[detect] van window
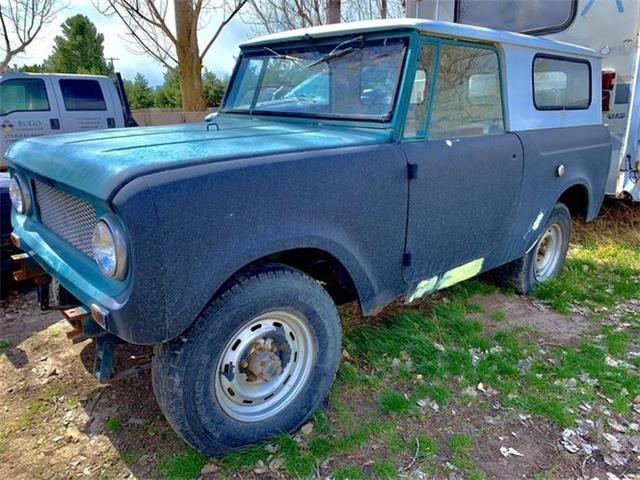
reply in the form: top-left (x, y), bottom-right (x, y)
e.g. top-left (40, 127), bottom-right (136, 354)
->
top-left (456, 0), bottom-right (576, 35)
top-left (429, 45), bottom-right (504, 140)
top-left (533, 55), bottom-right (590, 110)
top-left (403, 45), bottom-right (435, 138)
top-left (59, 80), bottom-right (107, 111)
top-left (0, 79), bottom-right (50, 115)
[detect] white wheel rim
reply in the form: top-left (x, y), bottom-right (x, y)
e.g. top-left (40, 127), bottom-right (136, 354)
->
top-left (534, 223), bottom-right (563, 282)
top-left (214, 310), bottom-right (316, 422)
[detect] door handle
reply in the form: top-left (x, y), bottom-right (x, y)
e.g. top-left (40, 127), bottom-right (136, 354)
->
top-left (50, 118), bottom-right (60, 130)
top-left (107, 117), bottom-right (116, 128)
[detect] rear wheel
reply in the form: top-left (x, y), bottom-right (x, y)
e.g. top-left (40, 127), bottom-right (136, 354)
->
top-left (493, 202), bottom-right (571, 294)
top-left (152, 264), bottom-right (342, 456)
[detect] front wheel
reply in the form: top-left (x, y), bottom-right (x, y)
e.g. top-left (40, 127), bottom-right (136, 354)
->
top-left (152, 264), bottom-right (342, 456)
top-left (493, 202), bottom-right (571, 294)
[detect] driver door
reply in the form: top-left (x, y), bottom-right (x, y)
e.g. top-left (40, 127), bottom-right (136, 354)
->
top-left (402, 40), bottom-right (523, 289)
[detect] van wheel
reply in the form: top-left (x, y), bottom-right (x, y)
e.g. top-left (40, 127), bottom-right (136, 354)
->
top-left (493, 203), bottom-right (571, 294)
top-left (152, 264), bottom-right (342, 456)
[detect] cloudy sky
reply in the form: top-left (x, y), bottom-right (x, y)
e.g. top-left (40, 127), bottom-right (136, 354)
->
top-left (11, 0), bottom-right (254, 86)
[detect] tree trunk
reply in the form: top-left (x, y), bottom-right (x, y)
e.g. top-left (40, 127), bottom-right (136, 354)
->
top-left (327, 0), bottom-right (341, 24)
top-left (174, 0), bottom-right (206, 111)
top-left (381, 0), bottom-right (388, 18)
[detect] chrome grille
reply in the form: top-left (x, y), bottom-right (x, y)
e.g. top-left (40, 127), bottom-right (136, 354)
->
top-left (33, 180), bottom-right (97, 258)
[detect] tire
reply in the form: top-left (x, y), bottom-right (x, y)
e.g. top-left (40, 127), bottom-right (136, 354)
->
top-left (152, 264), bottom-right (342, 456)
top-left (492, 202), bottom-right (571, 294)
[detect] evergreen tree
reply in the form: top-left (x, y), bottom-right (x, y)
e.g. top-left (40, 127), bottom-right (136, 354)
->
top-left (46, 15), bottom-right (113, 75)
top-left (124, 73), bottom-right (155, 109)
top-left (202, 69), bottom-right (227, 107)
top-left (155, 70), bottom-right (182, 108)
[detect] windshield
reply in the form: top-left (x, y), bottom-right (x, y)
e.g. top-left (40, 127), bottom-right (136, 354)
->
top-left (223, 37), bottom-right (408, 122)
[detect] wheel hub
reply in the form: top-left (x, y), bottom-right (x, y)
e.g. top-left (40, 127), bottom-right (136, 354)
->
top-left (214, 310), bottom-right (316, 423)
top-left (241, 341), bottom-right (283, 382)
top-left (534, 223), bottom-right (563, 282)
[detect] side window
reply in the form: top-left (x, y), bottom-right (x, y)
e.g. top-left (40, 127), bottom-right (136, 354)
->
top-left (430, 45), bottom-right (504, 140)
top-left (59, 79), bottom-right (107, 111)
top-left (0, 79), bottom-right (50, 115)
top-left (403, 45), bottom-right (435, 138)
top-left (533, 55), bottom-right (590, 110)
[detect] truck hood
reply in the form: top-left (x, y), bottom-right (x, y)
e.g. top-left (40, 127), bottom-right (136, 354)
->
top-left (6, 116), bottom-right (392, 200)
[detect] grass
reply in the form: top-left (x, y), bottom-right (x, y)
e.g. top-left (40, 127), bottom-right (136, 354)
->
top-left (533, 204), bottom-right (640, 314)
top-left (104, 417), bottom-right (122, 433)
top-left (160, 449), bottom-right (207, 479)
top-left (379, 390), bottom-right (412, 414)
top-left (0, 340), bottom-right (10, 352)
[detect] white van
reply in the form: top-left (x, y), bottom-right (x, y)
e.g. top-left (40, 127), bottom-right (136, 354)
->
top-left (0, 72), bottom-right (136, 168)
top-left (406, 0), bottom-right (640, 202)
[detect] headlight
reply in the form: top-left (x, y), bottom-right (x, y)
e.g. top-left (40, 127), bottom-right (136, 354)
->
top-left (9, 174), bottom-right (31, 214)
top-left (92, 215), bottom-right (127, 279)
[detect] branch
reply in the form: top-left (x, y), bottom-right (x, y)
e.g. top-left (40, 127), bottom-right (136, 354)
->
top-left (200, 0), bottom-right (248, 61)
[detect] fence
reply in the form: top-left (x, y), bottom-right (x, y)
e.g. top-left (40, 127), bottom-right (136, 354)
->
top-left (131, 108), bottom-right (218, 126)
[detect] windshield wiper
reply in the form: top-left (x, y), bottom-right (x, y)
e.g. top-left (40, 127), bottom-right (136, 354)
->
top-left (305, 35), bottom-right (364, 69)
top-left (263, 46), bottom-right (304, 63)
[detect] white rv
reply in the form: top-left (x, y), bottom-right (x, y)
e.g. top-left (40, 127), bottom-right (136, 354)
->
top-left (0, 72), bottom-right (136, 168)
top-left (407, 0), bottom-right (640, 201)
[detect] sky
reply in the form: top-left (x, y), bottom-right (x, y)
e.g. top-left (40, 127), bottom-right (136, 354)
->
top-left (10, 0), bottom-right (254, 86)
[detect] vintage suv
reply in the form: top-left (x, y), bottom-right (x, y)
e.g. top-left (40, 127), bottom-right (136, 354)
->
top-left (7, 19), bottom-right (610, 455)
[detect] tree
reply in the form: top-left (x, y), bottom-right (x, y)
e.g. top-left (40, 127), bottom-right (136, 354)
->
top-left (124, 72), bottom-right (155, 109)
top-left (154, 69), bottom-right (181, 108)
top-left (46, 14), bottom-right (113, 74)
top-left (95, 0), bottom-right (248, 112)
top-left (0, 0), bottom-right (66, 72)
top-left (245, 0), bottom-right (402, 33)
top-left (202, 68), bottom-right (225, 107)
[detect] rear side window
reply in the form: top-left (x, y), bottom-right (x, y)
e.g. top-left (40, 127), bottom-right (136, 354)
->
top-left (456, 0), bottom-right (576, 35)
top-left (429, 44), bottom-right (504, 140)
top-left (533, 55), bottom-right (591, 110)
top-left (0, 79), bottom-right (50, 115)
top-left (59, 80), bottom-right (107, 111)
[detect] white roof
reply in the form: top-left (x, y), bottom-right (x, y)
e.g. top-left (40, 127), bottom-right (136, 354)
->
top-left (241, 19), bottom-right (600, 58)
top-left (0, 72), bottom-right (111, 80)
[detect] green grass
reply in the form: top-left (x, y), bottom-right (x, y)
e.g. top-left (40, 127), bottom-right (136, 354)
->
top-left (372, 459), bottom-right (397, 479)
top-left (534, 240), bottom-right (640, 314)
top-left (104, 417), bottom-right (122, 433)
top-left (333, 465), bottom-right (366, 480)
top-left (379, 390), bottom-right (412, 414)
top-left (414, 435), bottom-right (439, 458)
top-left (160, 448), bottom-right (207, 479)
top-left (491, 310), bottom-right (507, 322)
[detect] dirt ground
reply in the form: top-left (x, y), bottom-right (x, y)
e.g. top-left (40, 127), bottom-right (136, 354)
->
top-left (1, 284), bottom-right (638, 479)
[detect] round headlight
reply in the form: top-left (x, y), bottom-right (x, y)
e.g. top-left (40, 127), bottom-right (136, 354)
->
top-left (92, 216), bottom-right (127, 278)
top-left (9, 174), bottom-right (30, 214)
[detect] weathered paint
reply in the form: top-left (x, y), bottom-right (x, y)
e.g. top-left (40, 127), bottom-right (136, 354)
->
top-left (406, 257), bottom-right (485, 303)
top-left (437, 258), bottom-right (485, 290)
top-left (406, 276), bottom-right (438, 303)
top-left (531, 212), bottom-right (545, 232)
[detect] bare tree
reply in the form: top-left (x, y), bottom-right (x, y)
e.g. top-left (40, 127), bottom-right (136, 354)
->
top-left (246, 0), bottom-right (402, 34)
top-left (95, 0), bottom-right (247, 111)
top-left (0, 0), bottom-right (65, 72)
top-left (326, 0), bottom-right (339, 24)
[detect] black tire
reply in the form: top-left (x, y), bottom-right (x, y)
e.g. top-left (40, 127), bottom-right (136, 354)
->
top-left (492, 202), bottom-right (571, 294)
top-left (152, 264), bottom-right (342, 456)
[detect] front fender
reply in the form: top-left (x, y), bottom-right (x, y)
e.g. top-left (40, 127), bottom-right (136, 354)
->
top-left (112, 144), bottom-right (408, 344)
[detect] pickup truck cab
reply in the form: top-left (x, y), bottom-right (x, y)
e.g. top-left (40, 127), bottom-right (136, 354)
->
top-left (0, 72), bottom-right (136, 167)
top-left (6, 19), bottom-right (611, 455)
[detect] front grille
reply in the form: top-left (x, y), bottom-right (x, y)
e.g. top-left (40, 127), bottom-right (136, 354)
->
top-left (33, 180), bottom-right (97, 258)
